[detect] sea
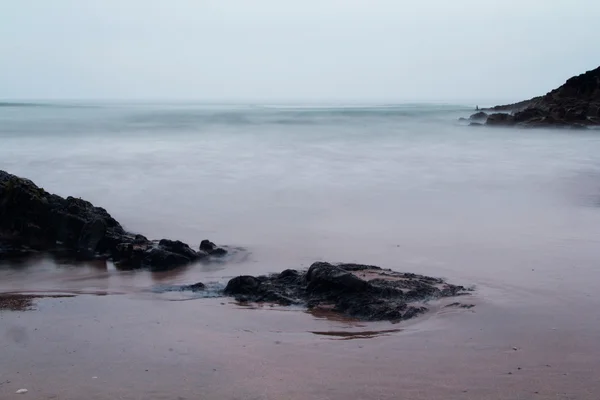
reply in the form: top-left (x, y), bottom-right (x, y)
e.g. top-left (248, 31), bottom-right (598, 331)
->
top-left (1, 102), bottom-right (600, 399)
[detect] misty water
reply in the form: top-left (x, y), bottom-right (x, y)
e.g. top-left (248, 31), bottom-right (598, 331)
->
top-left (2, 102), bottom-right (600, 299)
top-left (3, 103), bottom-right (600, 399)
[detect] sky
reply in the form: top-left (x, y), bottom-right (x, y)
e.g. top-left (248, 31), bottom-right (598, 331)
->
top-left (1, 0), bottom-right (600, 103)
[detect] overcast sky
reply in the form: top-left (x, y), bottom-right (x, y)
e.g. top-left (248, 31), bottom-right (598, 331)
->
top-left (1, 0), bottom-right (599, 103)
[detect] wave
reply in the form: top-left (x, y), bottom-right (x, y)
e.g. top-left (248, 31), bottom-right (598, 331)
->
top-left (123, 104), bottom-right (472, 129)
top-left (0, 103), bottom-right (474, 135)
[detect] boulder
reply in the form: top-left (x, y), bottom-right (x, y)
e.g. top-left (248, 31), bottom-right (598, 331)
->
top-left (143, 246), bottom-right (193, 270)
top-left (223, 262), bottom-right (470, 322)
top-left (77, 219), bottom-right (107, 259)
top-left (305, 262), bottom-right (369, 294)
top-left (158, 239), bottom-right (199, 261)
top-left (469, 111), bottom-right (488, 121)
top-left (0, 170), bottom-right (224, 270)
top-left (199, 239), bottom-right (227, 257)
top-left (224, 275), bottom-right (262, 295)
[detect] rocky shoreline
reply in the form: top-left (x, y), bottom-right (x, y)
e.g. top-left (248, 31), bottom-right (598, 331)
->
top-left (0, 170), bottom-right (227, 270)
top-left (462, 66), bottom-right (600, 128)
top-left (222, 262), bottom-right (471, 321)
top-left (0, 170), bottom-right (471, 321)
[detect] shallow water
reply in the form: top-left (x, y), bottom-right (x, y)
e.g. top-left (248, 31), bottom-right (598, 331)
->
top-left (1, 103), bottom-right (600, 399)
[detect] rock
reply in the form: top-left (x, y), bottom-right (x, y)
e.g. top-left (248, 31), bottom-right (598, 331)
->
top-left (306, 262), bottom-right (369, 294)
top-left (143, 246), bottom-right (192, 270)
top-left (199, 239), bottom-right (216, 252)
top-left (0, 170), bottom-right (223, 271)
top-left (484, 98), bottom-right (540, 113)
top-left (513, 108), bottom-right (545, 123)
top-left (210, 247), bottom-right (227, 256)
top-left (486, 113), bottom-right (515, 126)
top-left (15, 389), bottom-right (28, 394)
top-left (182, 282), bottom-right (206, 291)
top-left (158, 239), bottom-right (199, 261)
top-left (112, 242), bottom-right (147, 269)
top-left (462, 66), bottom-right (600, 128)
top-left (223, 262), bottom-right (469, 322)
top-left (564, 107), bottom-right (588, 122)
top-left (224, 276), bottom-right (262, 295)
top-left (278, 269), bottom-right (300, 279)
top-left (469, 111), bottom-right (488, 121)
top-left (77, 218), bottom-right (107, 259)
top-left (199, 239), bottom-right (227, 257)
top-left (469, 122), bottom-right (483, 127)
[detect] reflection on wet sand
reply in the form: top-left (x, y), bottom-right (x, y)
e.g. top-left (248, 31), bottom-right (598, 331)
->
top-left (0, 293), bottom-right (75, 311)
top-left (2, 249), bottom-right (600, 399)
top-left (310, 328), bottom-right (403, 340)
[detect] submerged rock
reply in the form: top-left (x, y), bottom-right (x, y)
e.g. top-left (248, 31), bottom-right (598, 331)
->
top-left (0, 170), bottom-right (227, 270)
top-left (199, 239), bottom-right (227, 256)
top-left (224, 262), bottom-right (471, 322)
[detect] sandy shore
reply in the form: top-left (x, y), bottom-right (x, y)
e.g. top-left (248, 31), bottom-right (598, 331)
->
top-left (1, 263), bottom-right (599, 400)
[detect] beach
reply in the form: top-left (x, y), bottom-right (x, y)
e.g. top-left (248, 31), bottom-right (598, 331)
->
top-left (2, 103), bottom-right (600, 399)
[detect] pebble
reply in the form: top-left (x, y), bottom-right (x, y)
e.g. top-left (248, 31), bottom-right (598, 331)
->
top-left (16, 389), bottom-right (28, 394)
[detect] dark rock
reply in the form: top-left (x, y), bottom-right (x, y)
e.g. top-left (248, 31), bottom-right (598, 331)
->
top-left (158, 239), bottom-right (199, 261)
top-left (513, 107), bottom-right (545, 123)
top-left (200, 239), bottom-right (217, 252)
top-left (223, 262), bottom-right (469, 322)
top-left (469, 111), bottom-right (488, 121)
top-left (484, 98), bottom-right (540, 113)
top-left (77, 219), bottom-right (107, 259)
top-left (469, 122), bottom-right (483, 127)
top-left (199, 239), bottom-right (227, 257)
top-left (183, 282), bottom-right (206, 291)
top-left (143, 246), bottom-right (192, 270)
top-left (224, 276), bottom-right (262, 295)
top-left (278, 269), bottom-right (300, 279)
top-left (0, 170), bottom-right (222, 271)
top-left (209, 247), bottom-right (227, 257)
top-left (564, 107), bottom-right (588, 122)
top-left (464, 66), bottom-right (600, 128)
top-left (306, 262), bottom-right (370, 294)
top-left (486, 113), bottom-right (515, 126)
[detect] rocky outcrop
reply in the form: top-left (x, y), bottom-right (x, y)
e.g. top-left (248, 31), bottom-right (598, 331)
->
top-left (0, 170), bottom-right (226, 270)
top-left (464, 66), bottom-right (600, 128)
top-left (224, 262), bottom-right (471, 321)
top-left (469, 111), bottom-right (488, 121)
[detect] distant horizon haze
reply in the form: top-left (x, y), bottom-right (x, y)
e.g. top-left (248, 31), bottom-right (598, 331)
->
top-left (1, 0), bottom-right (599, 102)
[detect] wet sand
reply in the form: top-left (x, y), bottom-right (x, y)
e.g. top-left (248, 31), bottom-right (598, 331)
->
top-left (0, 294), bottom-right (74, 311)
top-left (1, 257), bottom-right (600, 400)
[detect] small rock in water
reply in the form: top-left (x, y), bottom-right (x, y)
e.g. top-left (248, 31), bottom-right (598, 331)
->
top-left (16, 389), bottom-right (28, 394)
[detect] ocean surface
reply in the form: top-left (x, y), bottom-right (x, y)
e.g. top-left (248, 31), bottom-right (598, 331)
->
top-left (2, 102), bottom-right (600, 399)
